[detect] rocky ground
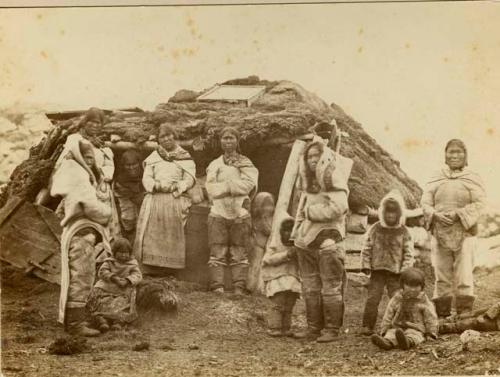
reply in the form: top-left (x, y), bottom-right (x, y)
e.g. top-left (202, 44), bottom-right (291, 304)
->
top-left (2, 262), bottom-right (500, 377)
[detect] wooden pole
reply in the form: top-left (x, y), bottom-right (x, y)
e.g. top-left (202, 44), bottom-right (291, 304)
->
top-left (266, 139), bottom-right (306, 250)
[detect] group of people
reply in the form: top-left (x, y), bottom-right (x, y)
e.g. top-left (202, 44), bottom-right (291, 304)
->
top-left (49, 108), bottom-right (489, 350)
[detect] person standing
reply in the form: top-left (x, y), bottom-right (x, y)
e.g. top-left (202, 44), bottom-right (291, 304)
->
top-left (134, 124), bottom-right (196, 273)
top-left (113, 150), bottom-right (145, 243)
top-left (206, 127), bottom-right (258, 294)
top-left (421, 139), bottom-right (486, 317)
top-left (360, 190), bottom-right (414, 335)
top-left (292, 140), bottom-right (353, 342)
top-left (51, 139), bottom-right (112, 336)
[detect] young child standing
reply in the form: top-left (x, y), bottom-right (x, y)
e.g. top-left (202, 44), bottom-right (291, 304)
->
top-left (261, 214), bottom-right (301, 337)
top-left (360, 190), bottom-right (414, 335)
top-left (371, 267), bottom-right (438, 350)
top-left (87, 237), bottom-right (143, 332)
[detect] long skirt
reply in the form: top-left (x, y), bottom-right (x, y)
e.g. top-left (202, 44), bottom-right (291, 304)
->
top-left (87, 287), bottom-right (138, 324)
top-left (135, 193), bottom-right (190, 269)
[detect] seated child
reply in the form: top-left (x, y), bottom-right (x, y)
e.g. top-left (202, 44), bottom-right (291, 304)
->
top-left (360, 190), bottom-right (414, 335)
top-left (87, 237), bottom-right (143, 331)
top-left (371, 267), bottom-right (438, 350)
top-left (261, 214), bottom-right (301, 337)
top-left (439, 302), bottom-right (500, 334)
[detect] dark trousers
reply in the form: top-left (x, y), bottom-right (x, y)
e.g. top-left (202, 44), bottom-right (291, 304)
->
top-left (296, 245), bottom-right (346, 332)
top-left (362, 270), bottom-right (400, 329)
top-left (268, 291), bottom-right (299, 331)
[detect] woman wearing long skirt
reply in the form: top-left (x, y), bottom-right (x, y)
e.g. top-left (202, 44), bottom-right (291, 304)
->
top-left (134, 124), bottom-right (196, 273)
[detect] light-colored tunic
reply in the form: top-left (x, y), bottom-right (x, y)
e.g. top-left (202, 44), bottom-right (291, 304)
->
top-left (421, 166), bottom-right (486, 298)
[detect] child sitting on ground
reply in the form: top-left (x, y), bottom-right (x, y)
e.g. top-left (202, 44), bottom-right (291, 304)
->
top-left (261, 213), bottom-right (301, 337)
top-left (87, 237), bottom-right (143, 332)
top-left (371, 267), bottom-right (438, 350)
top-left (360, 190), bottom-right (414, 335)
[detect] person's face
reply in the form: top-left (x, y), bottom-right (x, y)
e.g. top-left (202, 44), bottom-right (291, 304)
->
top-left (115, 250), bottom-right (131, 262)
top-left (221, 132), bottom-right (238, 154)
top-left (384, 209), bottom-right (400, 226)
top-left (306, 146), bottom-right (322, 172)
top-left (83, 121), bottom-right (100, 137)
top-left (159, 131), bottom-right (176, 151)
top-left (445, 145), bottom-right (466, 170)
top-left (280, 227), bottom-right (293, 245)
top-left (82, 151), bottom-right (95, 167)
top-left (124, 161), bottom-right (141, 178)
top-left (262, 203), bottom-right (275, 217)
top-left (403, 283), bottom-right (422, 298)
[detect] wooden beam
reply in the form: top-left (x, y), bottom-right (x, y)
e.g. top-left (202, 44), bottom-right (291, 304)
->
top-left (266, 139), bottom-right (306, 249)
top-left (104, 133), bottom-right (315, 151)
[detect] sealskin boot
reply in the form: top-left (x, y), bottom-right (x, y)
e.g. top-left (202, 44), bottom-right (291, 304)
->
top-left (316, 296), bottom-right (343, 343)
top-left (96, 316), bottom-right (109, 333)
top-left (294, 294), bottom-right (323, 341)
top-left (371, 334), bottom-right (393, 350)
top-left (208, 264), bottom-right (225, 291)
top-left (282, 294), bottom-right (297, 337)
top-left (395, 328), bottom-right (414, 350)
top-left (230, 263), bottom-right (249, 294)
top-left (455, 295), bottom-right (475, 315)
top-left (282, 311), bottom-right (294, 337)
top-left (438, 321), bottom-right (458, 334)
top-left (66, 308), bottom-right (100, 337)
top-left (267, 307), bottom-right (283, 337)
top-left (433, 296), bottom-right (453, 318)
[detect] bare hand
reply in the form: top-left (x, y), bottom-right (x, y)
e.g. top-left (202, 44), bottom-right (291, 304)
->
top-left (434, 212), bottom-right (454, 226)
top-left (445, 211), bottom-right (459, 222)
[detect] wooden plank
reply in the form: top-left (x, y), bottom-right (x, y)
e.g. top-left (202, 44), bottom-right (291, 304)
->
top-left (35, 204), bottom-right (62, 243)
top-left (0, 196), bottom-right (24, 228)
top-left (0, 202), bottom-right (58, 269)
top-left (344, 233), bottom-right (366, 252)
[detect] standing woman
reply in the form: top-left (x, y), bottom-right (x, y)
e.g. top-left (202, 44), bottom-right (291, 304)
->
top-left (206, 127), bottom-right (259, 294)
top-left (51, 139), bottom-right (112, 336)
top-left (134, 124), bottom-right (196, 273)
top-left (422, 139), bottom-right (486, 317)
top-left (292, 141), bottom-right (353, 342)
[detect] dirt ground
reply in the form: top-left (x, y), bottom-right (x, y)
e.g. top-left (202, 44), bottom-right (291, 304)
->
top-left (2, 262), bottom-right (500, 377)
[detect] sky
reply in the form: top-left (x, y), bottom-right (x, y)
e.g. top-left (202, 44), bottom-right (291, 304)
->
top-left (1, 2), bottom-right (500, 205)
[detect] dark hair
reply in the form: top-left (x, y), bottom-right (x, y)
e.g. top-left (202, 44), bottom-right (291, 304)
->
top-left (75, 227), bottom-right (102, 243)
top-left (400, 268), bottom-right (425, 289)
top-left (111, 237), bottom-right (132, 256)
top-left (445, 138), bottom-right (466, 152)
top-left (312, 121), bottom-right (333, 140)
top-left (303, 141), bottom-right (323, 193)
top-left (280, 218), bottom-right (295, 232)
top-left (220, 126), bottom-right (240, 140)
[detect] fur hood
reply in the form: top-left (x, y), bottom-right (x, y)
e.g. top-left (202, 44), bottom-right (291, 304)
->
top-left (378, 190), bottom-right (407, 228)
